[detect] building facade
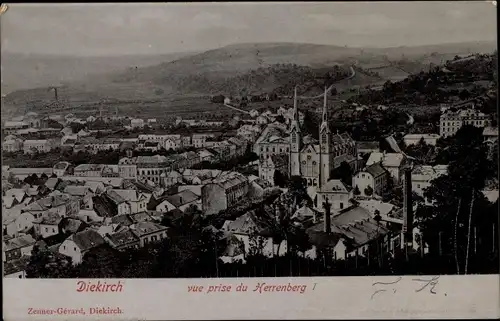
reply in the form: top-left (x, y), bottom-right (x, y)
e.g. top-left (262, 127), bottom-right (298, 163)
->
top-left (440, 108), bottom-right (491, 138)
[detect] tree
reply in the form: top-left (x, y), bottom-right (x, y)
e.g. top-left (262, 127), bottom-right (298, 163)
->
top-left (419, 125), bottom-right (496, 274)
top-left (364, 185), bottom-right (373, 196)
top-left (287, 176), bottom-right (312, 207)
top-left (330, 161), bottom-right (353, 186)
top-left (26, 250), bottom-right (74, 278)
top-left (75, 245), bottom-right (123, 278)
top-left (273, 170), bottom-right (288, 187)
top-left (353, 185), bottom-right (361, 195)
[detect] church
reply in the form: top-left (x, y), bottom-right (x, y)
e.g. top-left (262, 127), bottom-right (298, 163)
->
top-left (289, 86), bottom-right (358, 188)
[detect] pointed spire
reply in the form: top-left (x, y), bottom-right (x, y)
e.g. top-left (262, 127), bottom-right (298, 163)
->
top-left (293, 85), bottom-right (298, 121)
top-left (322, 86), bottom-right (328, 123)
top-left (320, 86), bottom-right (330, 134)
top-left (291, 85), bottom-right (301, 134)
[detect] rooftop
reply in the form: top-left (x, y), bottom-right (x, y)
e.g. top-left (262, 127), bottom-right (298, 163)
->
top-left (108, 229), bottom-right (140, 247)
top-left (165, 190), bottom-right (199, 208)
top-left (364, 163), bottom-right (387, 179)
top-left (4, 235), bottom-right (36, 251)
top-left (132, 222), bottom-right (168, 236)
top-left (69, 229), bottom-right (106, 252)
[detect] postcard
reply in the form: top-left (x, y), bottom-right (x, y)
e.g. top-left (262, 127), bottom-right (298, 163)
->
top-left (1, 2), bottom-right (499, 320)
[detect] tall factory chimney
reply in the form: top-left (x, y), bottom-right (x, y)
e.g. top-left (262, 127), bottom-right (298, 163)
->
top-left (402, 167), bottom-right (413, 244)
top-left (323, 198), bottom-right (332, 234)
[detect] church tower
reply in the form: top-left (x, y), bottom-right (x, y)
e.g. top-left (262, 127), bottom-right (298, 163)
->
top-left (319, 86), bottom-right (331, 187)
top-left (290, 86), bottom-right (301, 176)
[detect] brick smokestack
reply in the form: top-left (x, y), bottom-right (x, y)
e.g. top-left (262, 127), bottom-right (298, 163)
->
top-left (323, 198), bottom-right (332, 234)
top-left (402, 167), bottom-right (413, 243)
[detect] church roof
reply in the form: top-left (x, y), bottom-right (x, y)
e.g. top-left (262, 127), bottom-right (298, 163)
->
top-left (320, 179), bottom-right (350, 193)
top-left (300, 144), bottom-right (320, 154)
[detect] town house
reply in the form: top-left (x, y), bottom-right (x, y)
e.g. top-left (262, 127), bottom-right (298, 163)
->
top-left (202, 173), bottom-right (249, 215)
top-left (106, 189), bottom-right (150, 215)
top-left (259, 154), bottom-right (289, 186)
top-left (156, 190), bottom-right (201, 213)
top-left (3, 235), bottom-right (36, 263)
top-left (317, 180), bottom-right (353, 213)
top-left (129, 222), bottom-right (168, 247)
top-left (59, 228), bottom-right (107, 265)
top-left (353, 163), bottom-right (389, 197)
top-left (366, 152), bottom-right (407, 184)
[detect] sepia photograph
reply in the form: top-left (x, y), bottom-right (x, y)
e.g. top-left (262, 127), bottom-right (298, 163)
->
top-left (1, 1), bottom-right (498, 284)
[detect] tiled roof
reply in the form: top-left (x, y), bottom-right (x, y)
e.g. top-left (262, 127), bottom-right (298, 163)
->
top-left (165, 190), bottom-right (199, 208)
top-left (33, 212), bottom-right (62, 225)
top-left (69, 229), bottom-right (106, 252)
top-left (320, 179), bottom-right (349, 193)
top-left (74, 164), bottom-right (104, 172)
top-left (364, 163), bottom-right (387, 178)
top-left (252, 178), bottom-right (273, 189)
top-left (60, 217), bottom-right (85, 234)
top-left (4, 188), bottom-right (26, 202)
top-left (357, 141), bottom-right (379, 150)
top-left (63, 185), bottom-right (92, 197)
top-left (132, 222), bottom-right (168, 237)
top-left (129, 212), bottom-right (153, 223)
top-left (3, 255), bottom-right (31, 275)
top-left (4, 235), bottom-right (36, 251)
top-left (111, 214), bottom-right (135, 226)
top-left (44, 178), bottom-right (60, 190)
top-left (366, 152), bottom-right (405, 168)
top-left (223, 210), bottom-right (273, 236)
top-left (108, 229), bottom-right (140, 247)
top-left (109, 189), bottom-right (144, 203)
top-left (307, 205), bottom-right (389, 248)
top-left (92, 195), bottom-right (118, 217)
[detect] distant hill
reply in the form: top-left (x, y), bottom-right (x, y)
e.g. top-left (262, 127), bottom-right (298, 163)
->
top-left (2, 41), bottom-right (496, 117)
top-left (1, 51), bottom-right (197, 94)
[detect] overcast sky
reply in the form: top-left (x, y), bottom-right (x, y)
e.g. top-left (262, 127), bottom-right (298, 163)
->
top-left (1, 2), bottom-right (497, 56)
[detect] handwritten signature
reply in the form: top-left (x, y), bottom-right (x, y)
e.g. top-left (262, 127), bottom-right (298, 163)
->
top-left (371, 276), bottom-right (440, 299)
top-left (412, 276), bottom-right (440, 294)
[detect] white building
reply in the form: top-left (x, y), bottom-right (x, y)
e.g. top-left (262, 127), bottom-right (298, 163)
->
top-left (23, 140), bottom-right (51, 154)
top-left (366, 152), bottom-right (406, 185)
top-left (317, 179), bottom-right (353, 213)
top-left (130, 119), bottom-right (145, 128)
top-left (3, 138), bottom-right (24, 153)
top-left (411, 165), bottom-right (448, 203)
top-left (59, 229), bottom-right (107, 265)
top-left (403, 134), bottom-right (441, 146)
top-left (353, 163), bottom-right (389, 197)
top-left (440, 108), bottom-right (491, 138)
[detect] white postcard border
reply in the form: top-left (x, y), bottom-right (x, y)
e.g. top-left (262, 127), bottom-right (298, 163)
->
top-left (3, 275), bottom-right (499, 320)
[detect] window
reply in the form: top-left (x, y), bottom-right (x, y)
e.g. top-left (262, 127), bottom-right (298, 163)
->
top-left (45, 227), bottom-right (48, 233)
top-left (74, 247), bottom-right (77, 251)
top-left (340, 203), bottom-right (344, 209)
top-left (63, 245), bottom-right (66, 250)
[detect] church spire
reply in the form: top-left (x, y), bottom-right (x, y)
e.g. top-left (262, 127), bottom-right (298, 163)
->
top-left (289, 85), bottom-right (302, 177)
top-left (319, 85), bottom-right (331, 188)
top-left (320, 86), bottom-right (330, 133)
top-left (293, 85), bottom-right (299, 124)
top-left (291, 85), bottom-right (300, 133)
